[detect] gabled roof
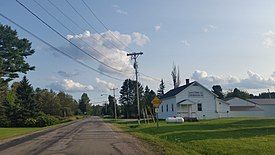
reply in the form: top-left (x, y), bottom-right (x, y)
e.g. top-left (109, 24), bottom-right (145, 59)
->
top-left (248, 99), bottom-right (275, 105)
top-left (160, 82), bottom-right (194, 99)
top-left (225, 97), bottom-right (258, 106)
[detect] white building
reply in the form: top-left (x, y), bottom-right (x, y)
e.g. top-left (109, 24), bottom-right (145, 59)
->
top-left (226, 98), bottom-right (275, 117)
top-left (157, 80), bottom-right (230, 120)
top-left (249, 99), bottom-right (275, 117)
top-left (226, 97), bottom-right (264, 117)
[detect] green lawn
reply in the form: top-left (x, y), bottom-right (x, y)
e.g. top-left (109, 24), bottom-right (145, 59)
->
top-left (0, 128), bottom-right (43, 140)
top-left (0, 115), bottom-right (84, 141)
top-left (110, 118), bottom-right (275, 155)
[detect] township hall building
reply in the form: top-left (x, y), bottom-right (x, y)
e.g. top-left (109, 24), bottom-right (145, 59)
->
top-left (157, 79), bottom-right (275, 120)
top-left (157, 79), bottom-right (230, 120)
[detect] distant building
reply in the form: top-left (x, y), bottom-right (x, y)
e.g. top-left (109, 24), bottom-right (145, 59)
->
top-left (226, 97), bottom-right (264, 117)
top-left (226, 98), bottom-right (275, 117)
top-left (158, 79), bottom-right (230, 119)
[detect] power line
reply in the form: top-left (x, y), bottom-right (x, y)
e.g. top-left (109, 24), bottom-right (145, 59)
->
top-left (33, 0), bottom-right (125, 70)
top-left (46, 0), bottom-right (85, 32)
top-left (0, 12), bottom-right (123, 81)
top-left (16, 0), bottom-right (126, 75)
top-left (80, 0), bottom-right (168, 86)
top-left (64, 0), bottom-right (125, 52)
top-left (45, 0), bottom-right (163, 85)
top-left (81, 0), bottom-right (132, 52)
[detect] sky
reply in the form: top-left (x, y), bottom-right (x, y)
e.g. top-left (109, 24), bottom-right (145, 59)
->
top-left (1, 0), bottom-right (275, 104)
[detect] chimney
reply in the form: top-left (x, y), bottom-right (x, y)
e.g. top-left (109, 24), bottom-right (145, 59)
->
top-left (186, 79), bottom-right (190, 85)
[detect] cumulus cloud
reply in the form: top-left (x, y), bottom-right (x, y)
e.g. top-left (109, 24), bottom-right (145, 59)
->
top-left (132, 32), bottom-right (150, 46)
top-left (263, 30), bottom-right (275, 50)
top-left (202, 25), bottom-right (217, 33)
top-left (64, 30), bottom-right (149, 76)
top-left (180, 40), bottom-right (191, 47)
top-left (96, 77), bottom-right (116, 90)
top-left (57, 71), bottom-right (79, 78)
top-left (191, 70), bottom-right (275, 90)
top-left (48, 79), bottom-right (94, 92)
top-left (154, 25), bottom-right (161, 32)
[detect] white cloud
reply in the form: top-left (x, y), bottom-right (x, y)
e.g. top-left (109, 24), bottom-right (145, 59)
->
top-left (96, 77), bottom-right (116, 90)
top-left (263, 30), bottom-right (275, 50)
top-left (191, 70), bottom-right (275, 90)
top-left (180, 40), bottom-right (191, 47)
top-left (132, 32), bottom-right (150, 46)
top-left (202, 25), bottom-right (217, 33)
top-left (48, 79), bottom-right (94, 92)
top-left (112, 5), bottom-right (128, 15)
top-left (154, 25), bottom-right (161, 32)
top-left (64, 30), bottom-right (149, 76)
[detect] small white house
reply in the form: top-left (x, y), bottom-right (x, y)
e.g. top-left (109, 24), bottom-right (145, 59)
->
top-left (158, 79), bottom-right (230, 120)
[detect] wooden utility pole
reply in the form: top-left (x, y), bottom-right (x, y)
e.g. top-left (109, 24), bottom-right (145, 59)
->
top-left (110, 88), bottom-right (118, 119)
top-left (127, 52), bottom-right (143, 125)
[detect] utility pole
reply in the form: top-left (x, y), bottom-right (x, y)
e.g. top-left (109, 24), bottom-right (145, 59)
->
top-left (127, 52), bottom-right (143, 125)
top-left (110, 88), bottom-right (118, 119)
top-left (268, 89), bottom-right (272, 99)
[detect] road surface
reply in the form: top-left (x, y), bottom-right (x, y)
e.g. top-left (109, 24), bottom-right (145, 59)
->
top-left (0, 116), bottom-right (153, 155)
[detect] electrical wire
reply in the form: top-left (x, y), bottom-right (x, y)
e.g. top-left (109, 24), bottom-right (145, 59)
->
top-left (16, 0), bottom-right (126, 75)
top-left (0, 12), bottom-right (124, 81)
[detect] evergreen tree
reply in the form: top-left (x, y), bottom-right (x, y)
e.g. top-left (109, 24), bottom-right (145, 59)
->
top-left (119, 79), bottom-right (143, 118)
top-left (79, 93), bottom-right (90, 114)
top-left (16, 76), bottom-right (39, 118)
top-left (144, 85), bottom-right (156, 114)
top-left (0, 24), bottom-right (35, 86)
top-left (157, 79), bottom-right (165, 97)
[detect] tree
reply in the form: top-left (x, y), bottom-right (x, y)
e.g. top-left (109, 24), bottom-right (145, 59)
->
top-left (226, 88), bottom-right (251, 99)
top-left (119, 79), bottom-right (144, 118)
top-left (79, 93), bottom-right (90, 114)
top-left (212, 85), bottom-right (224, 99)
top-left (157, 79), bottom-right (165, 97)
top-left (34, 88), bottom-right (61, 116)
top-left (108, 95), bottom-right (115, 117)
top-left (0, 24), bottom-right (35, 86)
top-left (171, 64), bottom-right (180, 88)
top-left (16, 76), bottom-right (39, 118)
top-left (144, 85), bottom-right (156, 115)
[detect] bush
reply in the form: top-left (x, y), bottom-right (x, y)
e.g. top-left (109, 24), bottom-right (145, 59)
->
top-left (0, 117), bottom-right (11, 127)
top-left (36, 114), bottom-right (59, 127)
top-left (24, 118), bottom-right (37, 127)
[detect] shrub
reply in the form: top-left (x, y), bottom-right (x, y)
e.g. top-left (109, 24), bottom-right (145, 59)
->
top-left (24, 118), bottom-right (37, 127)
top-left (0, 117), bottom-right (11, 127)
top-left (36, 114), bottom-right (59, 127)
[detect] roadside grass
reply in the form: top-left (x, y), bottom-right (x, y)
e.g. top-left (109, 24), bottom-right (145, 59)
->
top-left (107, 117), bottom-right (275, 155)
top-left (0, 128), bottom-right (43, 141)
top-left (0, 115), bottom-right (85, 141)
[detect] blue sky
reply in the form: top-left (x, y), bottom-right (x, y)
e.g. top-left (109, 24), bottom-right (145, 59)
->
top-left (1, 0), bottom-right (275, 103)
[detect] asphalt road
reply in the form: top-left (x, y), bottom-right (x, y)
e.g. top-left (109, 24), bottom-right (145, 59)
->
top-left (0, 116), bottom-right (152, 155)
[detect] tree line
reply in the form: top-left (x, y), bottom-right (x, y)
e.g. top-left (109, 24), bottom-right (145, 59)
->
top-left (0, 24), bottom-right (93, 127)
top-left (0, 76), bottom-right (93, 127)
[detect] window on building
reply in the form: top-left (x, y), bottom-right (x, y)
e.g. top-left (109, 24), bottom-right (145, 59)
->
top-left (161, 105), bottom-right (163, 112)
top-left (166, 104), bottom-right (168, 112)
top-left (198, 103), bottom-right (202, 111)
top-left (172, 104), bottom-right (174, 111)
